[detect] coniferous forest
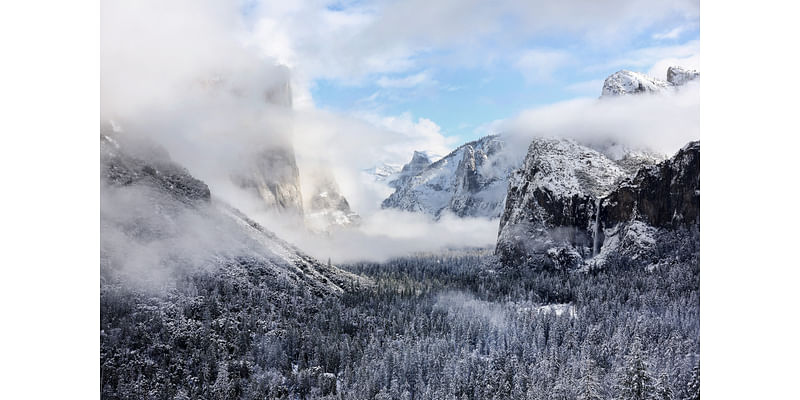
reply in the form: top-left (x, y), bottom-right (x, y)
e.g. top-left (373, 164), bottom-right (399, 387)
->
top-left (100, 228), bottom-right (699, 400)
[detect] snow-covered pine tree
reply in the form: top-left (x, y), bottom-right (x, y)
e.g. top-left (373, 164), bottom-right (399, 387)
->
top-left (654, 372), bottom-right (674, 400)
top-left (577, 356), bottom-right (603, 400)
top-left (685, 361), bottom-right (699, 400)
top-left (616, 336), bottom-right (655, 400)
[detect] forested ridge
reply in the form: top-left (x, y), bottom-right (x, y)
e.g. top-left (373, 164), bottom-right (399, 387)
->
top-left (101, 227), bottom-right (699, 399)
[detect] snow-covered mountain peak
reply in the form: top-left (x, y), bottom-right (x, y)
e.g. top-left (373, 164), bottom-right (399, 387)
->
top-left (382, 134), bottom-right (519, 219)
top-left (517, 137), bottom-right (629, 199)
top-left (601, 70), bottom-right (671, 97)
top-left (602, 66), bottom-right (699, 97)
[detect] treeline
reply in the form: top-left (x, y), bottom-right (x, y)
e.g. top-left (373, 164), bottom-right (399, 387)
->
top-left (101, 228), bottom-right (699, 399)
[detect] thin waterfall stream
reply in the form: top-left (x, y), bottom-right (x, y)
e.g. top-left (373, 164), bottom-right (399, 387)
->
top-left (592, 198), bottom-right (602, 257)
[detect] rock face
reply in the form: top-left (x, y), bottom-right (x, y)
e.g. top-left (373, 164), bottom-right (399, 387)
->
top-left (235, 77), bottom-right (306, 216)
top-left (495, 138), bottom-right (699, 270)
top-left (667, 66), bottom-right (700, 86)
top-left (382, 135), bottom-right (518, 218)
top-left (602, 141), bottom-right (700, 229)
top-left (495, 138), bottom-right (629, 268)
top-left (101, 133), bottom-right (364, 296)
top-left (234, 145), bottom-right (305, 216)
top-left (304, 169), bottom-right (361, 232)
top-left (601, 66), bottom-right (699, 97)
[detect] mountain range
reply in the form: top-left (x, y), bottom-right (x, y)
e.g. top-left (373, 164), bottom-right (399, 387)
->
top-left (379, 66), bottom-right (697, 222)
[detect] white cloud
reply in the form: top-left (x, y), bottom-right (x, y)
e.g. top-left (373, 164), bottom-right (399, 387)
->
top-left (275, 108), bottom-right (458, 217)
top-left (257, 209), bottom-right (499, 263)
top-left (652, 26), bottom-right (687, 40)
top-left (503, 82), bottom-right (700, 157)
top-left (245, 0), bottom-right (700, 86)
top-left (376, 71), bottom-right (435, 88)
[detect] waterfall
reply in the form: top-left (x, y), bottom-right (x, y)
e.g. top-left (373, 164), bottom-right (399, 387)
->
top-left (592, 198), bottom-right (602, 257)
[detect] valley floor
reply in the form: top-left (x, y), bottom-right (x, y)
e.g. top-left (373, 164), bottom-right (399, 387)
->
top-left (101, 238), bottom-right (699, 400)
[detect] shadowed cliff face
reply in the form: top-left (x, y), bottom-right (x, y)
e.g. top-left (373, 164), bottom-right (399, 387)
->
top-left (601, 141), bottom-right (699, 228)
top-left (495, 139), bottom-right (699, 270)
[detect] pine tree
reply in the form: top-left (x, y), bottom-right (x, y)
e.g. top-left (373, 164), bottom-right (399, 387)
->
top-left (577, 357), bottom-right (603, 400)
top-left (654, 372), bottom-right (674, 400)
top-left (685, 361), bottom-right (700, 400)
top-left (617, 336), bottom-right (654, 400)
top-left (211, 361), bottom-right (233, 400)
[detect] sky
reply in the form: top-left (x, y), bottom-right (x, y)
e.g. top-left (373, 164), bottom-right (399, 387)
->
top-left (242, 0), bottom-right (700, 144)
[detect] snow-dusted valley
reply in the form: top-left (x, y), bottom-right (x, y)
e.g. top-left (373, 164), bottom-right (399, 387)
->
top-left (101, 66), bottom-right (700, 400)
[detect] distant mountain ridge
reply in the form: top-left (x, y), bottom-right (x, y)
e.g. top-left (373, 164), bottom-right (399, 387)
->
top-left (381, 135), bottom-right (519, 219)
top-left (381, 66), bottom-right (696, 222)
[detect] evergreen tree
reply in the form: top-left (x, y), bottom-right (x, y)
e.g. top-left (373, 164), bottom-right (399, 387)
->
top-left (617, 336), bottom-right (654, 400)
top-left (577, 357), bottom-right (603, 400)
top-left (685, 361), bottom-right (700, 400)
top-left (654, 372), bottom-right (674, 400)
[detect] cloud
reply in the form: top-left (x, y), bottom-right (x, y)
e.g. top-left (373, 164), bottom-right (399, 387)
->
top-left (513, 49), bottom-right (573, 84)
top-left (652, 26), bottom-right (687, 40)
top-left (287, 109), bottom-right (458, 216)
top-left (250, 209), bottom-right (499, 263)
top-left (376, 71), bottom-right (435, 88)
top-left (101, 0), bottom-right (456, 217)
top-left (245, 0), bottom-right (700, 85)
top-left (502, 82), bottom-right (700, 157)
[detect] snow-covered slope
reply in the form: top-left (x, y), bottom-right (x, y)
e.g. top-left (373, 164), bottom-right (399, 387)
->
top-left (100, 133), bottom-right (366, 296)
top-left (363, 162), bottom-right (403, 182)
top-left (496, 139), bottom-right (700, 270)
top-left (601, 70), bottom-right (672, 97)
top-left (381, 135), bottom-right (519, 219)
